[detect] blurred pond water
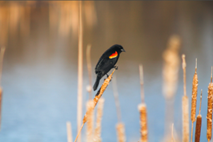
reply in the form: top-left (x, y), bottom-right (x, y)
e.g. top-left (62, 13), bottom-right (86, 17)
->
top-left (0, 1), bottom-right (213, 142)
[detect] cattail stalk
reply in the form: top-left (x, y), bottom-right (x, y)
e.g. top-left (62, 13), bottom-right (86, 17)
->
top-left (138, 64), bottom-right (148, 142)
top-left (112, 76), bottom-right (126, 142)
top-left (195, 90), bottom-right (202, 142)
top-left (77, 1), bottom-right (83, 142)
top-left (67, 121), bottom-right (73, 142)
top-left (162, 35), bottom-right (180, 141)
top-left (0, 47), bottom-right (5, 129)
top-left (112, 76), bottom-right (122, 122)
top-left (182, 54), bottom-right (189, 142)
top-left (93, 98), bottom-right (104, 142)
top-left (86, 100), bottom-right (94, 142)
top-left (207, 67), bottom-right (213, 142)
top-left (0, 47), bottom-right (6, 86)
top-left (171, 123), bottom-right (175, 142)
top-left (190, 58), bottom-right (198, 142)
top-left (116, 123), bottom-right (126, 142)
top-left (86, 45), bottom-right (92, 100)
top-left (74, 69), bottom-right (117, 142)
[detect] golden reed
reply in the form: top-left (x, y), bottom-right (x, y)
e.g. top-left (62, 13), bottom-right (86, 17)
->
top-left (116, 123), bottom-right (126, 142)
top-left (74, 69), bottom-right (116, 142)
top-left (93, 98), bottom-right (104, 142)
top-left (207, 67), bottom-right (213, 142)
top-left (190, 59), bottom-right (198, 142)
top-left (182, 55), bottom-right (189, 142)
top-left (138, 65), bottom-right (148, 142)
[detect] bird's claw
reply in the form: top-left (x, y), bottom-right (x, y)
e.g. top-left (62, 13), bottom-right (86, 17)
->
top-left (114, 66), bottom-right (118, 70)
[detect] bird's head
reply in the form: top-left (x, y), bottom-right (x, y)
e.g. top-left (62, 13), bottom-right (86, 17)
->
top-left (113, 44), bottom-right (125, 53)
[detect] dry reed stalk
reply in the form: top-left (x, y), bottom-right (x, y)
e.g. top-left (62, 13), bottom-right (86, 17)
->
top-left (190, 59), bottom-right (198, 142)
top-left (0, 6), bottom-right (9, 47)
top-left (139, 65), bottom-right (145, 103)
top-left (86, 45), bottom-right (92, 100)
top-left (86, 100), bottom-right (94, 142)
top-left (171, 123), bottom-right (175, 142)
top-left (67, 121), bottom-right (73, 142)
top-left (74, 69), bottom-right (116, 142)
top-left (0, 47), bottom-right (6, 86)
top-left (112, 76), bottom-right (122, 122)
top-left (138, 104), bottom-right (148, 142)
top-left (195, 90), bottom-right (202, 142)
top-left (77, 1), bottom-right (83, 142)
top-left (94, 98), bottom-right (105, 142)
top-left (207, 67), bottom-right (213, 142)
top-left (0, 47), bottom-right (5, 129)
top-left (116, 123), bottom-right (126, 142)
top-left (138, 65), bottom-right (148, 142)
top-left (162, 35), bottom-right (180, 141)
top-left (112, 77), bottom-right (126, 142)
top-left (182, 54), bottom-right (189, 142)
top-left (0, 87), bottom-right (2, 130)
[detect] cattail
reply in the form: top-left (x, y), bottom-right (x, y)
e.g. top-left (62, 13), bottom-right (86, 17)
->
top-left (190, 58), bottom-right (198, 142)
top-left (0, 87), bottom-right (2, 129)
top-left (182, 54), bottom-right (189, 142)
top-left (112, 76), bottom-right (126, 142)
top-left (94, 98), bottom-right (104, 142)
top-left (138, 65), bottom-right (148, 142)
top-left (0, 47), bottom-right (6, 86)
top-left (171, 123), bottom-right (175, 142)
top-left (162, 35), bottom-right (181, 99)
top-left (77, 1), bottom-right (83, 142)
top-left (74, 69), bottom-right (116, 142)
top-left (0, 47), bottom-right (6, 129)
top-left (116, 123), bottom-right (126, 142)
top-left (195, 90), bottom-right (202, 142)
top-left (162, 35), bottom-right (180, 141)
top-left (86, 44), bottom-right (92, 100)
top-left (138, 104), bottom-right (148, 142)
top-left (67, 121), bottom-right (73, 142)
top-left (86, 100), bottom-right (94, 142)
top-left (207, 67), bottom-right (213, 142)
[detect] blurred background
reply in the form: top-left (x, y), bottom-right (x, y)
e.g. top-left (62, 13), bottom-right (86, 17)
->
top-left (0, 1), bottom-right (213, 142)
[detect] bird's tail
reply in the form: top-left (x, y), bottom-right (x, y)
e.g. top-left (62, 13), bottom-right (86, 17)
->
top-left (93, 75), bottom-right (101, 91)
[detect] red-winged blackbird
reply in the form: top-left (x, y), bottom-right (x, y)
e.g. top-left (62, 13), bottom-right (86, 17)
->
top-left (93, 44), bottom-right (125, 91)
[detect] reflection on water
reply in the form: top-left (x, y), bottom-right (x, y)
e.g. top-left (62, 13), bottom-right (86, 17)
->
top-left (0, 1), bottom-right (213, 142)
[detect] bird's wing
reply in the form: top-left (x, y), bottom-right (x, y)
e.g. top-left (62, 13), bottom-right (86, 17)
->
top-left (95, 55), bottom-right (109, 73)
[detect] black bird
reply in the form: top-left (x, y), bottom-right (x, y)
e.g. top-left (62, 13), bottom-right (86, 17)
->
top-left (93, 44), bottom-right (125, 91)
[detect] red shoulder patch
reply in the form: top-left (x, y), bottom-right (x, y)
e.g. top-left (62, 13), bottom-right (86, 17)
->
top-left (109, 51), bottom-right (118, 59)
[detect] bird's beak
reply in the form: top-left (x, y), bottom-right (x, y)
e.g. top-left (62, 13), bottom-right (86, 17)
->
top-left (121, 49), bottom-right (126, 52)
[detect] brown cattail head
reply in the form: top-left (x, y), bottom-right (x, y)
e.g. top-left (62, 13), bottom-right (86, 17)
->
top-left (182, 95), bottom-right (189, 142)
top-left (116, 123), bottom-right (126, 142)
top-left (138, 104), bottom-right (148, 142)
top-left (195, 115), bottom-right (202, 142)
top-left (194, 90), bottom-right (203, 142)
top-left (94, 98), bottom-right (105, 142)
top-left (207, 80), bottom-right (213, 141)
top-left (191, 59), bottom-right (198, 122)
